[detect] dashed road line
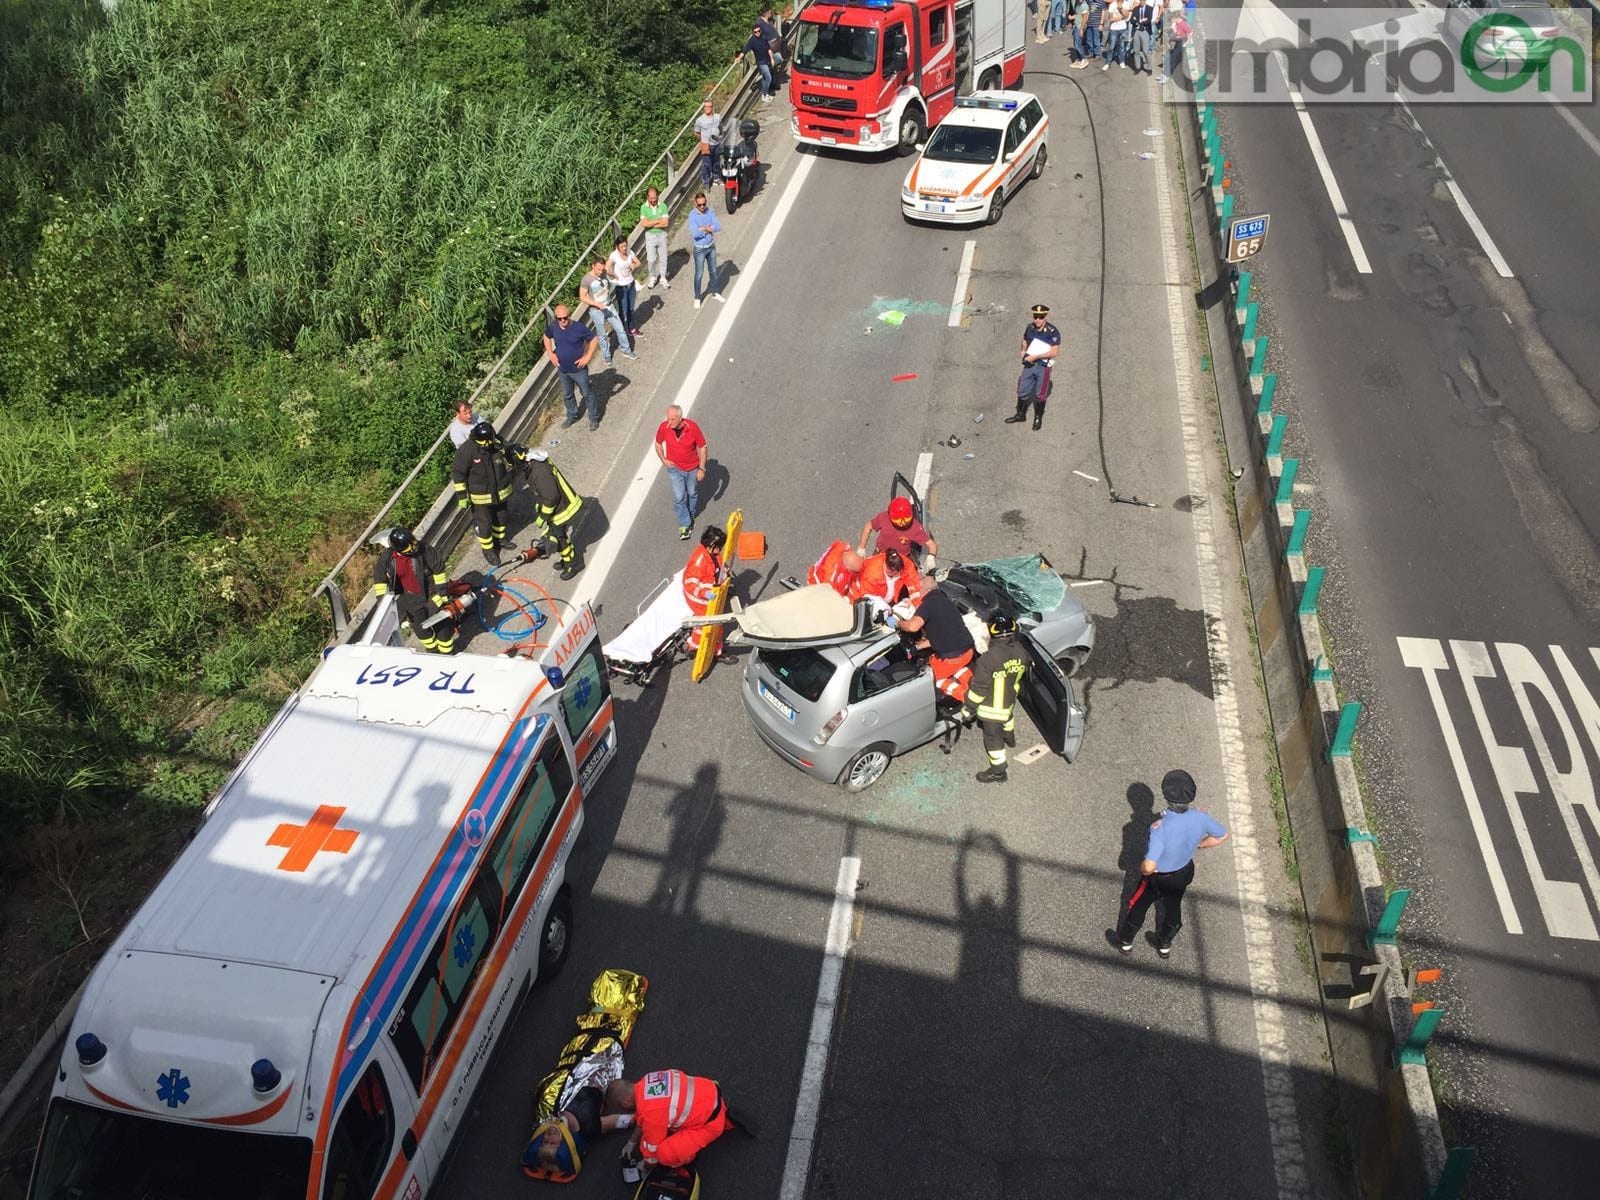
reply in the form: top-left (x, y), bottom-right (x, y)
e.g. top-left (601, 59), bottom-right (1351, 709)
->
top-left (1153, 93), bottom-right (1312, 1197)
top-left (1395, 94), bottom-right (1513, 278)
top-left (1272, 53), bottom-right (1373, 275)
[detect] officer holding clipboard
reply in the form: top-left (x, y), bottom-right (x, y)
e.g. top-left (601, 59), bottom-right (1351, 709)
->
top-left (1006, 302), bottom-right (1061, 431)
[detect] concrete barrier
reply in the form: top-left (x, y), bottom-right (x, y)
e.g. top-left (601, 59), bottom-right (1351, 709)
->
top-left (1174, 27), bottom-right (1467, 1200)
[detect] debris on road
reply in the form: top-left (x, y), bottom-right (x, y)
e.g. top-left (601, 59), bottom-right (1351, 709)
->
top-left (878, 310), bottom-right (906, 326)
top-left (892, 372), bottom-right (918, 382)
top-left (1072, 469), bottom-right (1100, 482)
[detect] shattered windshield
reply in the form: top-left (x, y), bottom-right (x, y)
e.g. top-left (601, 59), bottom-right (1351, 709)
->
top-left (962, 556), bottom-right (1066, 614)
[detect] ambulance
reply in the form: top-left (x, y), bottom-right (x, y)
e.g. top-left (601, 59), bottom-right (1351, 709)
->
top-left (26, 603), bottom-right (617, 1200)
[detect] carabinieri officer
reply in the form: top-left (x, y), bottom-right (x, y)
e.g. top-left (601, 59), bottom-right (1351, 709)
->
top-left (1111, 769), bottom-right (1229, 957)
top-left (1006, 302), bottom-right (1061, 431)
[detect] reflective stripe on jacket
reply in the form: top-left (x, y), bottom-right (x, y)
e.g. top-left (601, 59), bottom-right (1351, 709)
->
top-left (635, 1070), bottom-right (721, 1163)
top-left (372, 541), bottom-right (449, 605)
top-left (807, 540), bottom-right (858, 595)
top-left (524, 459), bottom-right (582, 526)
top-left (962, 639), bottom-right (1027, 723)
top-left (682, 545), bottom-right (721, 610)
top-left (451, 441), bottom-right (514, 505)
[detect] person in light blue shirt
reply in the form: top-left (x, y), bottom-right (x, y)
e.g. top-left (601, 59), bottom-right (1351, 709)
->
top-left (686, 192), bottom-right (725, 308)
top-left (1110, 769), bottom-right (1228, 957)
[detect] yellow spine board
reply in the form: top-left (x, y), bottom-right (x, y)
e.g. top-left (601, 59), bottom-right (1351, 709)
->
top-left (691, 508), bottom-right (744, 682)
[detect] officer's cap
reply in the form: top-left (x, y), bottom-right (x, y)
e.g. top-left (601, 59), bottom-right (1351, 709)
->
top-left (1031, 303), bottom-right (1050, 317)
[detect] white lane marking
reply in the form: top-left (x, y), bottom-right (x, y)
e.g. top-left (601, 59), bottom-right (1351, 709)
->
top-left (913, 451), bottom-right (932, 496)
top-left (1454, 639), bottom-right (1599, 940)
top-left (1272, 53), bottom-right (1373, 275)
top-left (1072, 469), bottom-right (1100, 482)
top-left (948, 238), bottom-right (977, 327)
top-left (1545, 95), bottom-right (1600, 163)
top-left (566, 152), bottom-right (817, 613)
top-left (1395, 95), bottom-right (1513, 278)
top-left (1069, 579), bottom-right (1108, 588)
top-left (1154, 94), bottom-right (1312, 1196)
top-left (1396, 636), bottom-right (1524, 934)
top-left (780, 855), bottom-right (861, 1200)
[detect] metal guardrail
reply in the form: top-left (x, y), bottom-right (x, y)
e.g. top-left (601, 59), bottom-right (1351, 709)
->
top-left (310, 46), bottom-right (778, 642)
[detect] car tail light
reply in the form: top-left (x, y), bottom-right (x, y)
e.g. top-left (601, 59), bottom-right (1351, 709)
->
top-left (813, 709), bottom-right (849, 746)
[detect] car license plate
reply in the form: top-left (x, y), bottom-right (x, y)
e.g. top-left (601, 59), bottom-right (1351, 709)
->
top-left (924, 202), bottom-right (947, 213)
top-left (821, 136), bottom-right (837, 145)
top-left (759, 681), bottom-right (795, 722)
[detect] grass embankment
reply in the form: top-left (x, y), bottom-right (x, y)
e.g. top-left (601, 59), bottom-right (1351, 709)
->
top-left (0, 0), bottom-right (759, 1093)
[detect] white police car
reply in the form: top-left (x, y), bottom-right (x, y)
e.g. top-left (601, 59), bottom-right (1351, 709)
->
top-left (900, 91), bottom-right (1049, 227)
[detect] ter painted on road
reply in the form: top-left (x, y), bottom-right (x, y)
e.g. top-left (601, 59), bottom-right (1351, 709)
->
top-left (1226, 212), bottom-right (1271, 263)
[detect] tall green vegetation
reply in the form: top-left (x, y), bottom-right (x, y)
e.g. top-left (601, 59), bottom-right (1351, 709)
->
top-left (0, 0), bottom-right (754, 827)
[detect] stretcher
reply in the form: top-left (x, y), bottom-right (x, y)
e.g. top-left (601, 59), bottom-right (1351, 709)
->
top-left (602, 572), bottom-right (694, 686)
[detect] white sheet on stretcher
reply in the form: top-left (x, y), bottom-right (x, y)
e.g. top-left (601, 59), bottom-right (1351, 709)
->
top-left (603, 571), bottom-right (692, 666)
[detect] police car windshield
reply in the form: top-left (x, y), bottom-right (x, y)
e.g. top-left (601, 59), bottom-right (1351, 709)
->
top-left (922, 124), bottom-right (1003, 164)
top-left (30, 1098), bottom-right (311, 1200)
top-left (794, 22), bottom-right (879, 78)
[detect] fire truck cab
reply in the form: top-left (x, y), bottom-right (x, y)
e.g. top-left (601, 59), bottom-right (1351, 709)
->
top-left (789, 0), bottom-right (1028, 155)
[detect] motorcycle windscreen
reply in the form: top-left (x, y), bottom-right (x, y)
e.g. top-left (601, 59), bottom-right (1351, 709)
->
top-left (1016, 632), bottom-right (1086, 761)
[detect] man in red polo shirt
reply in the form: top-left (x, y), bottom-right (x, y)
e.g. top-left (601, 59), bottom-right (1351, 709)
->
top-left (654, 404), bottom-right (709, 540)
top-left (859, 496), bottom-right (938, 566)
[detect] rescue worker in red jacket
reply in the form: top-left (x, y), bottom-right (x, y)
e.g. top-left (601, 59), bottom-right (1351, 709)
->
top-left (895, 576), bottom-right (976, 703)
top-left (851, 548), bottom-right (921, 606)
top-left (607, 1071), bottom-right (755, 1171)
top-left (451, 421), bottom-right (515, 565)
top-left (807, 539), bottom-right (864, 595)
top-left (682, 525), bottom-right (728, 654)
top-left (371, 527), bottom-right (456, 653)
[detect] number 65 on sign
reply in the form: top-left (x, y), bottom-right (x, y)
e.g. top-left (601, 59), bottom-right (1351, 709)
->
top-left (1226, 213), bottom-right (1270, 263)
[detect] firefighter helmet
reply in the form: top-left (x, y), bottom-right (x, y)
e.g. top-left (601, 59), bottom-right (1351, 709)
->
top-left (988, 614), bottom-right (1018, 638)
top-left (471, 421), bottom-right (498, 445)
top-left (386, 527), bottom-right (417, 555)
top-left (888, 496), bottom-right (914, 525)
top-left (700, 525), bottom-right (727, 552)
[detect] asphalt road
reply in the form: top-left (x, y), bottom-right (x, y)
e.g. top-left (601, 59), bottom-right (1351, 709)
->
top-left (1206, 0), bottom-right (1600, 1191)
top-left (430, 59), bottom-right (1338, 1200)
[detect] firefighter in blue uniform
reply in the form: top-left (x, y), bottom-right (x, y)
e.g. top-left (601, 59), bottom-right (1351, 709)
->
top-left (962, 615), bottom-right (1028, 783)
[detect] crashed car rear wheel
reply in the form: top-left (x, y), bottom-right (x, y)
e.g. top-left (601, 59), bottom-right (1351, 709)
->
top-left (1057, 647), bottom-right (1091, 678)
top-left (840, 743), bottom-right (893, 792)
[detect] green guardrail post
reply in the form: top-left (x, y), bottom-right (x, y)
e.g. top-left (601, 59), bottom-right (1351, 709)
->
top-left (1429, 1146), bottom-right (1476, 1200)
top-left (1219, 193), bottom-right (1235, 232)
top-left (1371, 886), bottom-right (1412, 950)
top-left (1297, 564), bottom-right (1326, 617)
top-left (1249, 336), bottom-right (1270, 381)
top-left (1265, 412), bottom-right (1288, 459)
top-left (1312, 654), bottom-right (1334, 682)
top-left (1344, 827), bottom-right (1377, 847)
top-left (1240, 300), bottom-right (1259, 347)
top-left (1273, 457), bottom-right (1299, 506)
top-left (1235, 269), bottom-right (1252, 315)
top-left (1286, 508), bottom-right (1311, 556)
top-left (1255, 372), bottom-right (1278, 417)
top-left (1392, 996), bottom-right (1439, 1066)
top-left (1208, 130), bottom-right (1223, 165)
top-left (1329, 698), bottom-right (1361, 754)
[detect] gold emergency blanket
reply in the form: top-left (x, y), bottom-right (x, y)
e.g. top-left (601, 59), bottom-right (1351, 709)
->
top-left (531, 968), bottom-right (649, 1121)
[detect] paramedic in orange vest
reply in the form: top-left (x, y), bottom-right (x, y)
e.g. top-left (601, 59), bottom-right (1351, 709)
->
top-left (807, 539), bottom-right (864, 595)
top-left (852, 548), bottom-right (921, 606)
top-left (894, 575), bottom-right (976, 703)
top-left (608, 1071), bottom-right (755, 1170)
top-left (682, 525), bottom-right (728, 653)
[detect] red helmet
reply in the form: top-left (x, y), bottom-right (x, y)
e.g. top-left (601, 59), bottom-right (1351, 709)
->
top-left (888, 497), bottom-right (914, 525)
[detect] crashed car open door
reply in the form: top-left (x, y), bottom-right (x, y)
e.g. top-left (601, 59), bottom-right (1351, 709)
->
top-left (1017, 632), bottom-right (1087, 761)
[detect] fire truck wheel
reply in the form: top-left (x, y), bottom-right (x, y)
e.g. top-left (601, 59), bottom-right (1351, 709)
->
top-left (896, 107), bottom-right (925, 157)
top-left (979, 68), bottom-right (1001, 92)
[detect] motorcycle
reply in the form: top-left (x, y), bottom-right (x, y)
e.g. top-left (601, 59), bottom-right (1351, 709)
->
top-left (719, 119), bottom-right (761, 214)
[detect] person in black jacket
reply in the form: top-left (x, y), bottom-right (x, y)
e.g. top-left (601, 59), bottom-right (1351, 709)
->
top-left (372, 527), bottom-right (457, 653)
top-left (507, 444), bottom-right (584, 581)
top-left (452, 421), bottom-right (515, 565)
top-left (961, 616), bottom-right (1029, 784)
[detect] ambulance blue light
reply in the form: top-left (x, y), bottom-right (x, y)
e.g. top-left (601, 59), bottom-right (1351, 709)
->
top-left (956, 96), bottom-right (1018, 111)
top-left (251, 1058), bottom-right (282, 1093)
top-left (544, 666), bottom-right (566, 689)
top-left (75, 1032), bottom-right (107, 1066)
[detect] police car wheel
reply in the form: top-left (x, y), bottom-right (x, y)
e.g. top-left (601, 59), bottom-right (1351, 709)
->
top-left (840, 743), bottom-right (893, 792)
top-left (536, 891), bottom-right (574, 983)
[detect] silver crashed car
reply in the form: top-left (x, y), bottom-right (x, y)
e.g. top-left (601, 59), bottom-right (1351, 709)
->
top-left (738, 554), bottom-right (1094, 791)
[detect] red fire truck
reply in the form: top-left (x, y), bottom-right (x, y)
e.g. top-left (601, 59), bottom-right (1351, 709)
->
top-left (788, 0), bottom-right (1027, 155)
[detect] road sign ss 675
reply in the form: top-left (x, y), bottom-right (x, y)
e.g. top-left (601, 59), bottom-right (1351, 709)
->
top-left (1226, 213), bottom-right (1270, 263)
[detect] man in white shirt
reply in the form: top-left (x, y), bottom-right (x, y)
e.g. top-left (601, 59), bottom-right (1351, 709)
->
top-left (1007, 303), bottom-right (1062, 431)
top-left (577, 259), bottom-right (637, 366)
top-left (447, 400), bottom-right (477, 449)
top-left (607, 237), bottom-right (642, 339)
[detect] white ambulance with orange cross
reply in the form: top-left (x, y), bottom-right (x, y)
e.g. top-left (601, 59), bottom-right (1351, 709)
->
top-left (27, 603), bottom-right (616, 1200)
